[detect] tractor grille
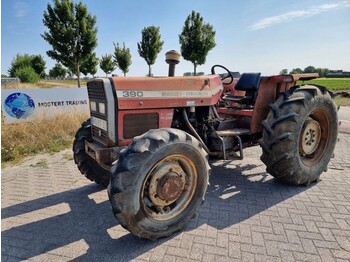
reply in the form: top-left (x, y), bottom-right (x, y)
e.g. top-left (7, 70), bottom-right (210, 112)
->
top-left (87, 79), bottom-right (106, 100)
top-left (87, 80), bottom-right (110, 146)
top-left (123, 113), bottom-right (159, 139)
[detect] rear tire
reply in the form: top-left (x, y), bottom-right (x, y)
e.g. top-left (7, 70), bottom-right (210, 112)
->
top-left (73, 119), bottom-right (111, 186)
top-left (108, 128), bottom-right (210, 240)
top-left (259, 85), bottom-right (338, 185)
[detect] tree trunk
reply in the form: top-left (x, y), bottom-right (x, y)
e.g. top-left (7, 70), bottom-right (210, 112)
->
top-left (148, 65), bottom-right (152, 77)
top-left (124, 72), bottom-right (126, 77)
top-left (193, 63), bottom-right (197, 76)
top-left (77, 64), bottom-right (81, 88)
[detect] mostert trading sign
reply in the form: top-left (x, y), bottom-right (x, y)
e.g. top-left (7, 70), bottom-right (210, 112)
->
top-left (1, 88), bottom-right (89, 124)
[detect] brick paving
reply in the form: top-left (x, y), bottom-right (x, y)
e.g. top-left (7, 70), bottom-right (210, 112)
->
top-left (2, 133), bottom-right (350, 262)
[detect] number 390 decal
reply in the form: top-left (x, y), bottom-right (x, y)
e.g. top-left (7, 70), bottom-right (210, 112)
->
top-left (122, 91), bottom-right (144, 97)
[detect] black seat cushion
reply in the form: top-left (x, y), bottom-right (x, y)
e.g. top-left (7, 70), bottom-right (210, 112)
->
top-left (223, 72), bottom-right (261, 106)
top-left (235, 73), bottom-right (261, 91)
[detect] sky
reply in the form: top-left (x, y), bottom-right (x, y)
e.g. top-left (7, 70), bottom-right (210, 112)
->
top-left (1, 0), bottom-right (350, 77)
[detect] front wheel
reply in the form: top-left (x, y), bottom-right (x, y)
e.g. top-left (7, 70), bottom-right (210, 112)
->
top-left (259, 85), bottom-right (338, 185)
top-left (108, 128), bottom-right (210, 240)
top-left (73, 119), bottom-right (111, 186)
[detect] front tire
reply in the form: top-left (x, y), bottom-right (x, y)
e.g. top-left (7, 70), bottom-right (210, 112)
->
top-left (73, 119), bottom-right (111, 186)
top-left (259, 85), bottom-right (338, 185)
top-left (108, 128), bottom-right (210, 240)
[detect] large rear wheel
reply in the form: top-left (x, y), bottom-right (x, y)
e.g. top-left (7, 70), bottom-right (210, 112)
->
top-left (108, 128), bottom-right (210, 240)
top-left (73, 119), bottom-right (111, 186)
top-left (259, 85), bottom-right (338, 185)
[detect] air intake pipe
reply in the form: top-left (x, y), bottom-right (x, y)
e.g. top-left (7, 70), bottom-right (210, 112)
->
top-left (165, 50), bottom-right (181, 77)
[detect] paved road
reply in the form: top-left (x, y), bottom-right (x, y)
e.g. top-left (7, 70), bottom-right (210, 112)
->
top-left (2, 132), bottom-right (350, 262)
top-left (339, 106), bottom-right (350, 134)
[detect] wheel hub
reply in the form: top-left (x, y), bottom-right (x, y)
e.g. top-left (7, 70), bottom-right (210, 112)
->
top-left (148, 163), bottom-right (186, 207)
top-left (300, 118), bottom-right (321, 156)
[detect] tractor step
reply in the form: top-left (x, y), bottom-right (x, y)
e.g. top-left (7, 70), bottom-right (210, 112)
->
top-left (215, 128), bottom-right (249, 160)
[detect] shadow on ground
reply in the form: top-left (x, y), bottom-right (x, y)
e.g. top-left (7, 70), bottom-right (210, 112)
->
top-left (2, 160), bottom-right (313, 261)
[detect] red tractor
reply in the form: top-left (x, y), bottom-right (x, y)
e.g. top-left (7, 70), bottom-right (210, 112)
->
top-left (73, 59), bottom-right (338, 240)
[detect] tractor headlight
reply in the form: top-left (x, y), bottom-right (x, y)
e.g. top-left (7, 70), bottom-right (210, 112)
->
top-left (90, 101), bottom-right (97, 111)
top-left (98, 102), bottom-right (106, 115)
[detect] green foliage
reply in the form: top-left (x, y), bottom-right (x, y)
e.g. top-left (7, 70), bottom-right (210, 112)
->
top-left (179, 11), bottom-right (216, 75)
top-left (303, 65), bottom-right (317, 73)
top-left (31, 55), bottom-right (46, 77)
top-left (137, 26), bottom-right (164, 76)
top-left (316, 68), bottom-right (329, 77)
top-left (289, 68), bottom-right (303, 74)
top-left (15, 66), bottom-right (39, 83)
top-left (114, 43), bottom-right (132, 76)
top-left (81, 52), bottom-right (98, 77)
top-left (8, 54), bottom-right (46, 78)
top-left (42, 0), bottom-right (98, 87)
top-left (8, 54), bottom-right (32, 77)
top-left (100, 54), bottom-right (116, 77)
top-left (279, 69), bottom-right (288, 75)
top-left (49, 63), bottom-right (67, 79)
top-left (1, 74), bottom-right (8, 78)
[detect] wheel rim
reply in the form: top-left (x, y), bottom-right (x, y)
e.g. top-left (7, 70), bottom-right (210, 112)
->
top-left (300, 118), bottom-right (321, 155)
top-left (299, 110), bottom-right (330, 166)
top-left (141, 154), bottom-right (198, 221)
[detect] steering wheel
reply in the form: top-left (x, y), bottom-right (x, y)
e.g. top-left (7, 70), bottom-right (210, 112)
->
top-left (211, 64), bottom-right (233, 85)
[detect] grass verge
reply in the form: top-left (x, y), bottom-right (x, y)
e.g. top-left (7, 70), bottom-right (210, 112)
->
top-left (1, 113), bottom-right (88, 165)
top-left (334, 95), bottom-right (350, 106)
top-left (297, 78), bottom-right (350, 90)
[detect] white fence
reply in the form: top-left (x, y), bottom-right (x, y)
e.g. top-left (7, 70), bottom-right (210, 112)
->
top-left (1, 88), bottom-right (89, 124)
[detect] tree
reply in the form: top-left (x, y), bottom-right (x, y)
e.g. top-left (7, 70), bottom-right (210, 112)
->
top-left (179, 11), bottom-right (216, 76)
top-left (100, 54), bottom-right (116, 77)
top-left (303, 66), bottom-right (317, 73)
top-left (289, 68), bottom-right (303, 74)
top-left (8, 54), bottom-right (46, 78)
top-left (42, 0), bottom-right (98, 87)
top-left (31, 55), bottom-right (46, 78)
top-left (8, 54), bottom-right (32, 77)
top-left (137, 26), bottom-right (163, 77)
top-left (81, 52), bottom-right (98, 77)
top-left (49, 63), bottom-right (67, 79)
top-left (279, 69), bottom-right (288, 75)
top-left (114, 42), bottom-right (132, 76)
top-left (15, 66), bottom-right (39, 83)
top-left (316, 67), bottom-right (329, 77)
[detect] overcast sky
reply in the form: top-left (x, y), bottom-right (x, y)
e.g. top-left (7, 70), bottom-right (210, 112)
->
top-left (1, 0), bottom-right (350, 77)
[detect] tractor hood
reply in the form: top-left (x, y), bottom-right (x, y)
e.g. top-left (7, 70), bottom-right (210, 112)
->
top-left (110, 75), bottom-right (223, 110)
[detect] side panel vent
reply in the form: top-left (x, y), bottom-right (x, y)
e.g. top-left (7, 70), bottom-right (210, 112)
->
top-left (123, 113), bottom-right (159, 139)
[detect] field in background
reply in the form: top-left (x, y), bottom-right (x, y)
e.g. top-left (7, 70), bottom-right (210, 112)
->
top-left (1, 80), bottom-right (87, 89)
top-left (297, 78), bottom-right (350, 90)
top-left (1, 113), bottom-right (88, 164)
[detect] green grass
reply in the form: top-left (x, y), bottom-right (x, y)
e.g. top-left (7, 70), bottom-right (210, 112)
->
top-left (297, 78), bottom-right (350, 90)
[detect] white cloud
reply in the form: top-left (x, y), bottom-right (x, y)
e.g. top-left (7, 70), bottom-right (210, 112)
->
top-left (249, 2), bottom-right (348, 30)
top-left (14, 1), bottom-right (29, 18)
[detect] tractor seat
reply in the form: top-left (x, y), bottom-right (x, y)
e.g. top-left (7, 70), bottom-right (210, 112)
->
top-left (223, 72), bottom-right (261, 107)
